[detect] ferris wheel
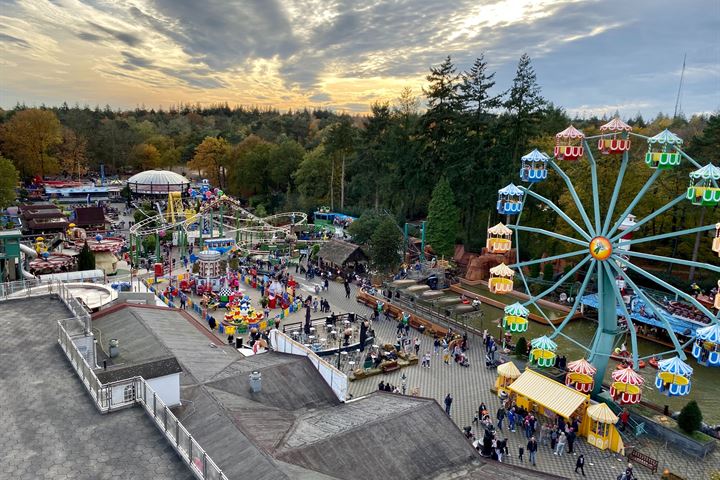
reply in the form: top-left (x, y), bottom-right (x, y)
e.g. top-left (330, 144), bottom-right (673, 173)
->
top-left (487, 117), bottom-right (720, 404)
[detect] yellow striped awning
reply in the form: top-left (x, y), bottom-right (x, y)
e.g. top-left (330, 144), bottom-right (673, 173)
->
top-left (508, 369), bottom-right (588, 419)
top-left (586, 403), bottom-right (619, 424)
top-left (497, 361), bottom-right (522, 379)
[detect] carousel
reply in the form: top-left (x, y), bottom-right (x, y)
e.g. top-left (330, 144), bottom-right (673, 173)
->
top-left (565, 358), bottom-right (597, 394)
top-left (529, 335), bottom-right (557, 368)
top-left (73, 233), bottom-right (125, 275)
top-left (486, 223), bottom-right (512, 254)
top-left (691, 323), bottom-right (720, 367)
top-left (488, 263), bottom-right (515, 294)
top-left (222, 295), bottom-right (267, 334)
top-left (610, 366), bottom-right (644, 405)
top-left (654, 356), bottom-right (693, 397)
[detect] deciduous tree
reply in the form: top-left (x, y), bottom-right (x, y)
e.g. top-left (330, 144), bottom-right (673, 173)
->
top-left (189, 136), bottom-right (229, 187)
top-left (57, 127), bottom-right (88, 178)
top-left (369, 217), bottom-right (403, 273)
top-left (0, 108), bottom-right (62, 177)
top-left (0, 155), bottom-right (19, 208)
top-left (129, 143), bottom-right (161, 170)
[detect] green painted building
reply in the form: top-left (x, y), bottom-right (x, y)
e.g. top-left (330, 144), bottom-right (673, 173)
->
top-left (0, 230), bottom-right (22, 281)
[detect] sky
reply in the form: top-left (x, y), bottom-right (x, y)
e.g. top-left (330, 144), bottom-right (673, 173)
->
top-left (0, 0), bottom-right (718, 117)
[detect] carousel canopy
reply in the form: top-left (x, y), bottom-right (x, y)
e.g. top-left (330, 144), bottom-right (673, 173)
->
top-left (498, 183), bottom-right (523, 196)
top-left (521, 149), bottom-right (550, 162)
top-left (696, 323), bottom-right (720, 343)
top-left (648, 129), bottom-right (683, 146)
top-left (489, 262), bottom-right (515, 277)
top-left (497, 361), bottom-right (522, 379)
top-left (531, 335), bottom-right (558, 350)
top-left (508, 369), bottom-right (587, 419)
top-left (689, 163), bottom-right (720, 180)
top-left (556, 125), bottom-right (584, 139)
top-left (504, 302), bottom-right (529, 317)
top-left (488, 222), bottom-right (512, 236)
top-left (567, 358), bottom-right (597, 376)
top-left (126, 169), bottom-right (190, 194)
top-left (611, 366), bottom-right (645, 385)
top-left (657, 357), bottom-right (693, 376)
top-left (586, 403), bottom-right (619, 424)
top-left (599, 117), bottom-right (632, 132)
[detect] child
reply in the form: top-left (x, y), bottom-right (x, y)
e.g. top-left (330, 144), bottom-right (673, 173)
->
top-left (518, 446), bottom-right (524, 462)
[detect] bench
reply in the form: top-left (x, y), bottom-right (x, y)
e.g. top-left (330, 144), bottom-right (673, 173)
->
top-left (381, 360), bottom-right (400, 373)
top-left (628, 449), bottom-right (658, 474)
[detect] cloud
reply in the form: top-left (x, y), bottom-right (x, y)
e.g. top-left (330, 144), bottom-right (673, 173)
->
top-left (309, 92), bottom-right (332, 102)
top-left (0, 32), bottom-right (30, 48)
top-left (86, 21), bottom-right (142, 47)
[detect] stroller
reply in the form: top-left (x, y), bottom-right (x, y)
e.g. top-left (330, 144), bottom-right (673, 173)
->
top-left (485, 352), bottom-right (499, 369)
top-left (457, 352), bottom-right (470, 367)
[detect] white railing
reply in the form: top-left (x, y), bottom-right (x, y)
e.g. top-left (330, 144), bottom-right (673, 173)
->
top-left (269, 329), bottom-right (348, 401)
top-left (56, 319), bottom-right (228, 480)
top-left (0, 282), bottom-right (229, 480)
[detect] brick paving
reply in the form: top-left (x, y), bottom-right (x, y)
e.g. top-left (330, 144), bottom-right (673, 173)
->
top-left (0, 296), bottom-right (192, 480)
top-left (159, 255), bottom-right (719, 480)
top-left (302, 282), bottom-right (719, 480)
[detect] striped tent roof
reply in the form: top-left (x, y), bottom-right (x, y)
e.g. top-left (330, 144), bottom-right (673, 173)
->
top-left (504, 302), bottom-right (529, 317)
top-left (599, 117), bottom-right (632, 132)
top-left (567, 358), bottom-right (597, 376)
top-left (586, 403), bottom-right (619, 424)
top-left (658, 357), bottom-right (693, 376)
top-left (611, 366), bottom-right (644, 385)
top-left (689, 163), bottom-right (720, 180)
top-left (521, 149), bottom-right (550, 163)
top-left (648, 129), bottom-right (683, 145)
top-left (508, 369), bottom-right (588, 419)
top-left (530, 335), bottom-right (557, 350)
top-left (556, 125), bottom-right (585, 139)
top-left (487, 222), bottom-right (512, 235)
top-left (497, 361), bottom-right (522, 379)
top-left (489, 263), bottom-right (515, 277)
top-left (696, 323), bottom-right (720, 343)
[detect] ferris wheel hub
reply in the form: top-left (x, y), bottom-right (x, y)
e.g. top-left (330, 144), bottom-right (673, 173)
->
top-left (589, 237), bottom-right (612, 261)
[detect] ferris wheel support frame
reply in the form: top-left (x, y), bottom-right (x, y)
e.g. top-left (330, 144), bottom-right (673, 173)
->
top-left (505, 129), bottom-right (717, 395)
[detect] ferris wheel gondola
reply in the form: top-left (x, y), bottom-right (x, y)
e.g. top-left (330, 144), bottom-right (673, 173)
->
top-left (489, 117), bottom-right (719, 401)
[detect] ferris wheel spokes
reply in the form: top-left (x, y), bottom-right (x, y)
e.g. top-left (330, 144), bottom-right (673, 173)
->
top-left (621, 250), bottom-right (720, 274)
top-left (601, 151), bottom-right (630, 236)
top-left (614, 255), bottom-right (719, 324)
top-left (583, 139), bottom-right (603, 232)
top-left (602, 261), bottom-right (640, 369)
top-left (608, 193), bottom-right (686, 243)
top-left (616, 224), bottom-right (718, 248)
top-left (609, 261), bottom-right (688, 360)
top-left (521, 256), bottom-right (591, 309)
top-left (548, 159), bottom-right (596, 236)
top-left (548, 260), bottom-right (597, 338)
top-left (518, 187), bottom-right (593, 241)
top-left (511, 249), bottom-right (588, 270)
top-left (673, 145), bottom-right (703, 169)
top-left (509, 225), bottom-right (589, 248)
top-left (606, 169), bottom-right (663, 239)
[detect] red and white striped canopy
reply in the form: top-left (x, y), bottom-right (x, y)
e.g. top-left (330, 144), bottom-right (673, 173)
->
top-left (600, 117), bottom-right (632, 132)
top-left (556, 125), bottom-right (585, 139)
top-left (611, 366), bottom-right (644, 385)
top-left (567, 358), bottom-right (597, 376)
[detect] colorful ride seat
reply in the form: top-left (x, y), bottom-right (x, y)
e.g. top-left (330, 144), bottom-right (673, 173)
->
top-left (654, 371), bottom-right (691, 396)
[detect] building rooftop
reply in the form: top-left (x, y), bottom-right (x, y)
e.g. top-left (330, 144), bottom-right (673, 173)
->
top-left (92, 304), bottom-right (183, 383)
top-left (0, 296), bottom-right (192, 480)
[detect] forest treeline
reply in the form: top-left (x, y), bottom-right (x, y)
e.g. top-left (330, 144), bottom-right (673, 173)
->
top-left (0, 53), bottom-right (717, 276)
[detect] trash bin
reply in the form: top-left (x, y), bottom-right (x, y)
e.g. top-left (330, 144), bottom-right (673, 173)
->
top-left (249, 371), bottom-right (262, 393)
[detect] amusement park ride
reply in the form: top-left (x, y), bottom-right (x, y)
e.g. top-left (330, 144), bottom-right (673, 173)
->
top-left (128, 185), bottom-right (310, 270)
top-left (488, 117), bottom-right (719, 405)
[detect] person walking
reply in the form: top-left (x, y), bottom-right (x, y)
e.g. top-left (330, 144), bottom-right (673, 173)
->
top-left (496, 406), bottom-right (506, 431)
top-left (550, 426), bottom-right (559, 450)
top-left (554, 431), bottom-right (567, 456)
top-left (421, 352), bottom-right (431, 368)
top-left (575, 454), bottom-right (585, 476)
top-left (414, 337), bottom-right (421, 355)
top-left (508, 408), bottom-right (516, 432)
top-left (444, 394), bottom-right (453, 415)
top-left (527, 436), bottom-right (538, 466)
top-left (566, 427), bottom-right (576, 454)
top-left (433, 337), bottom-right (440, 355)
top-left (619, 409), bottom-right (630, 432)
top-left (442, 347), bottom-right (451, 365)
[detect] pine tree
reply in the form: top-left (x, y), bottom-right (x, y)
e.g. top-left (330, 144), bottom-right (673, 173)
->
top-left (369, 217), bottom-right (403, 273)
top-left (677, 400), bottom-right (703, 434)
top-left (426, 176), bottom-right (459, 258)
top-left (505, 53), bottom-right (546, 162)
top-left (459, 54), bottom-right (502, 130)
top-left (422, 56), bottom-right (462, 172)
top-left (77, 241), bottom-right (96, 271)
